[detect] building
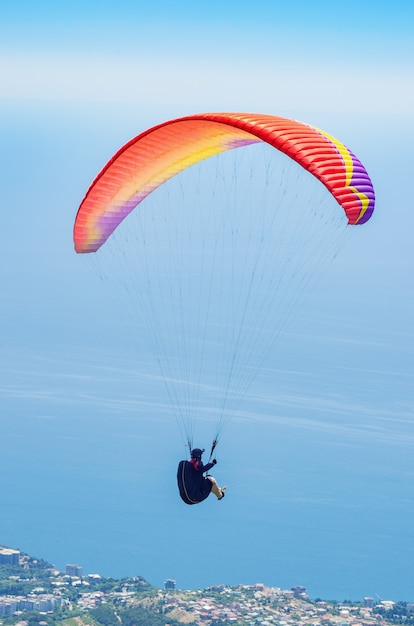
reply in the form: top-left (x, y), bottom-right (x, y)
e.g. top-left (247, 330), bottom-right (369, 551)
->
top-left (291, 586), bottom-right (308, 598)
top-left (0, 548), bottom-right (20, 565)
top-left (164, 579), bottom-right (176, 590)
top-left (0, 599), bottom-right (19, 616)
top-left (66, 564), bottom-right (83, 577)
top-left (15, 595), bottom-right (62, 613)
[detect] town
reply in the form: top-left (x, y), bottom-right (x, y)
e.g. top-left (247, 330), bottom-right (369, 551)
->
top-left (1, 546), bottom-right (413, 626)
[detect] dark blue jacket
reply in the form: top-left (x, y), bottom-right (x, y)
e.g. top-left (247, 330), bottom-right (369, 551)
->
top-left (177, 459), bottom-right (215, 505)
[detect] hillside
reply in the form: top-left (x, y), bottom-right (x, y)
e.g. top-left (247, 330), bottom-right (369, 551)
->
top-left (1, 545), bottom-right (413, 626)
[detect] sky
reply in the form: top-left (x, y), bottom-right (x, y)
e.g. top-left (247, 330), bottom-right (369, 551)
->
top-left (1, 0), bottom-right (414, 603)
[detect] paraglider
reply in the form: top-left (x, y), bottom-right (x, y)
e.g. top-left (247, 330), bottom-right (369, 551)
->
top-left (177, 448), bottom-right (227, 505)
top-left (74, 112), bottom-right (375, 505)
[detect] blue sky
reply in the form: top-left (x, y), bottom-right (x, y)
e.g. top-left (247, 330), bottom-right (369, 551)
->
top-left (1, 0), bottom-right (414, 602)
top-left (1, 1), bottom-right (413, 116)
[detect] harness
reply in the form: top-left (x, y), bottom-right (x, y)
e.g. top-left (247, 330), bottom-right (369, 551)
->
top-left (179, 460), bottom-right (199, 505)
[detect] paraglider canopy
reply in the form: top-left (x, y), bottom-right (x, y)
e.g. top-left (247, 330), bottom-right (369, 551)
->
top-left (74, 113), bottom-right (375, 255)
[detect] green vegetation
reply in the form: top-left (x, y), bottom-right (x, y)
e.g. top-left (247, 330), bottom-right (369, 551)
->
top-left (90, 604), bottom-right (118, 626)
top-left (376, 602), bottom-right (414, 625)
top-left (0, 554), bottom-right (55, 598)
top-left (120, 605), bottom-right (183, 626)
